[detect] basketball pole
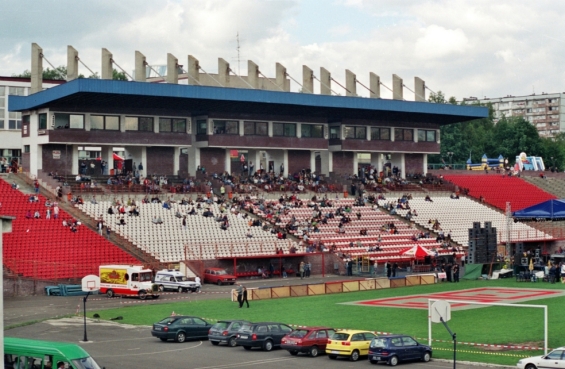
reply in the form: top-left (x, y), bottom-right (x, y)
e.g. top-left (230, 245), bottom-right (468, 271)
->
top-left (82, 291), bottom-right (92, 342)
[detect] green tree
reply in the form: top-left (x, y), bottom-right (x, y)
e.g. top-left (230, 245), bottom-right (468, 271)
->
top-left (112, 69), bottom-right (128, 81)
top-left (12, 66), bottom-right (126, 80)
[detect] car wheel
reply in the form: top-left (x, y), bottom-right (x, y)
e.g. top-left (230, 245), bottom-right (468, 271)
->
top-left (158, 285), bottom-right (165, 292)
top-left (289, 350), bottom-right (298, 356)
top-left (228, 337), bottom-right (237, 347)
top-left (159, 338), bottom-right (167, 342)
top-left (422, 352), bottom-right (431, 362)
top-left (350, 350), bottom-right (360, 361)
top-left (328, 355), bottom-right (337, 360)
top-left (389, 355), bottom-right (399, 366)
top-left (178, 286), bottom-right (183, 293)
top-left (211, 341), bottom-right (219, 346)
top-left (525, 365), bottom-right (537, 369)
top-left (106, 289), bottom-right (114, 298)
top-left (217, 280), bottom-right (223, 286)
top-left (176, 332), bottom-right (186, 343)
top-left (309, 346), bottom-right (319, 357)
top-left (138, 291), bottom-right (147, 300)
top-left (243, 346), bottom-right (252, 350)
top-left (263, 340), bottom-right (273, 351)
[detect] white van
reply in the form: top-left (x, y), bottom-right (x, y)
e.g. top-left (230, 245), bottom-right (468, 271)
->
top-left (155, 269), bottom-right (201, 293)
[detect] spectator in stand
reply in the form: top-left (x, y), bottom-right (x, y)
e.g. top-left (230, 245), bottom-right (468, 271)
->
top-left (425, 195), bottom-right (433, 202)
top-left (25, 210), bottom-right (32, 219)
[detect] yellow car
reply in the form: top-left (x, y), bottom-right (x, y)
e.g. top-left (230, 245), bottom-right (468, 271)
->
top-left (325, 329), bottom-right (377, 361)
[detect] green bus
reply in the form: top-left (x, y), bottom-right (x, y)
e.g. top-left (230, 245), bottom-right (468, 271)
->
top-left (4, 337), bottom-right (104, 369)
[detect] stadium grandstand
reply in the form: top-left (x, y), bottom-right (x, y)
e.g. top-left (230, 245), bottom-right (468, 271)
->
top-left (3, 43), bottom-right (564, 292)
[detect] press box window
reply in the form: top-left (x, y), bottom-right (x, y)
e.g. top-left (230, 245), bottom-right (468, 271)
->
top-left (90, 115), bottom-right (119, 130)
top-left (196, 119), bottom-right (207, 135)
top-left (301, 124), bottom-right (324, 138)
top-left (126, 117), bottom-right (153, 131)
top-left (371, 127), bottom-right (390, 140)
top-left (394, 128), bottom-right (413, 141)
top-left (329, 127), bottom-right (340, 139)
top-left (345, 126), bottom-right (366, 139)
top-left (418, 129), bottom-right (436, 142)
top-left (159, 118), bottom-right (186, 133)
top-left (243, 121), bottom-right (268, 136)
top-left (273, 123), bottom-right (296, 137)
top-left (55, 113), bottom-right (84, 129)
top-left (213, 120), bottom-right (238, 134)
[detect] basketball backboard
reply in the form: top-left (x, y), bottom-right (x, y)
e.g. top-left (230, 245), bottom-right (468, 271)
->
top-left (431, 300), bottom-right (451, 323)
top-left (81, 274), bottom-right (100, 292)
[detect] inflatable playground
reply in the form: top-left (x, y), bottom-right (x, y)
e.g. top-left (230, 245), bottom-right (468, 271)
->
top-left (466, 152), bottom-right (545, 171)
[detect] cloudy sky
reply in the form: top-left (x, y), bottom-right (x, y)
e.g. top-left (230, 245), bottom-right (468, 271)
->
top-left (1, 0), bottom-right (564, 100)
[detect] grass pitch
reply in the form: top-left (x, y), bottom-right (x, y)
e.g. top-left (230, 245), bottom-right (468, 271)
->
top-left (93, 279), bottom-right (565, 366)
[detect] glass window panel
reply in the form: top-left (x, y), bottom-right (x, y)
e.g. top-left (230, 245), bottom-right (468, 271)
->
top-left (284, 123), bottom-right (296, 137)
top-left (125, 117), bottom-right (138, 131)
top-left (273, 123), bottom-right (284, 136)
top-left (427, 130), bottom-right (436, 141)
top-left (244, 121), bottom-right (255, 135)
top-left (8, 87), bottom-right (25, 96)
top-left (213, 120), bottom-right (225, 133)
top-left (0, 86), bottom-right (5, 95)
top-left (356, 126), bottom-right (366, 139)
top-left (404, 129), bottom-right (413, 141)
top-left (311, 125), bottom-right (323, 138)
top-left (173, 118), bottom-right (186, 132)
top-left (196, 119), bottom-right (207, 135)
top-left (345, 126), bottom-right (355, 139)
top-left (90, 116), bottom-right (104, 130)
top-left (380, 128), bottom-right (390, 140)
top-left (0, 109), bottom-right (4, 118)
top-left (0, 120), bottom-right (4, 129)
top-left (54, 113), bottom-right (69, 129)
top-left (256, 122), bottom-right (267, 135)
top-left (301, 124), bottom-right (311, 137)
top-left (139, 117), bottom-right (153, 131)
top-left (0, 97), bottom-right (5, 108)
top-left (9, 111), bottom-right (18, 119)
top-left (159, 118), bottom-right (172, 132)
top-left (395, 128), bottom-right (403, 141)
top-left (330, 127), bottom-right (339, 139)
top-left (70, 115), bottom-right (84, 129)
top-left (105, 116), bottom-right (119, 130)
top-left (9, 120), bottom-right (17, 129)
top-left (225, 121), bottom-right (238, 134)
top-left (418, 129), bottom-right (426, 142)
top-left (38, 113), bottom-right (47, 130)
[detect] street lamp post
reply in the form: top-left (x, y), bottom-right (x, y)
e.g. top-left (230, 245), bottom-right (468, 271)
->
top-left (447, 152), bottom-right (454, 168)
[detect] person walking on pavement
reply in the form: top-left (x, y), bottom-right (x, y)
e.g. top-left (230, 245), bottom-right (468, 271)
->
top-left (305, 262), bottom-right (311, 277)
top-left (240, 286), bottom-right (249, 308)
top-left (299, 261), bottom-right (305, 279)
top-left (236, 283), bottom-right (243, 306)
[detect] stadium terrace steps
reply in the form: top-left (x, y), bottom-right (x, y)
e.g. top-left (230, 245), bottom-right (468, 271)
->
top-left (443, 175), bottom-right (556, 211)
top-left (521, 177), bottom-right (565, 199)
top-left (0, 179), bottom-right (140, 280)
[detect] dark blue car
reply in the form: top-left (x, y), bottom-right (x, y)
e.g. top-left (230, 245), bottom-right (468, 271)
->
top-left (368, 335), bottom-right (432, 366)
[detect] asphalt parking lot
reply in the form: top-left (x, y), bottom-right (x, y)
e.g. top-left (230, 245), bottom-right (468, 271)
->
top-left (6, 317), bottom-right (513, 369)
top-left (4, 275), bottom-right (514, 369)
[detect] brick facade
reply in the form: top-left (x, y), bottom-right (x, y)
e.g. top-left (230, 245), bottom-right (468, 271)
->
top-left (405, 153), bottom-right (424, 175)
top-left (332, 151), bottom-right (354, 175)
top-left (288, 150), bottom-right (311, 174)
top-left (41, 144), bottom-right (72, 175)
top-left (200, 148), bottom-right (226, 175)
top-left (146, 147), bottom-right (174, 175)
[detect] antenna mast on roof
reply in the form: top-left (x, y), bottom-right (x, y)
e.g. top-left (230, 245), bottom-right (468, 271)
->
top-left (236, 32), bottom-right (241, 75)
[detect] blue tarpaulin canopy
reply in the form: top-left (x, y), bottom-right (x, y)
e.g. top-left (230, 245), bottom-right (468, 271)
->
top-left (513, 199), bottom-right (565, 219)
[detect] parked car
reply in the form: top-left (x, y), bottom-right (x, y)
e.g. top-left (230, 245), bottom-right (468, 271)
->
top-left (235, 322), bottom-right (293, 351)
top-left (517, 347), bottom-right (565, 369)
top-left (151, 315), bottom-right (211, 343)
top-left (208, 320), bottom-right (250, 347)
top-left (368, 335), bottom-right (432, 366)
top-left (281, 326), bottom-right (335, 357)
top-left (154, 269), bottom-right (200, 292)
top-left (325, 329), bottom-right (376, 361)
top-left (204, 268), bottom-right (236, 285)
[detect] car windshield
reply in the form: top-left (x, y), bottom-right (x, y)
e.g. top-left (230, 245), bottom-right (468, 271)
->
top-left (289, 329), bottom-right (308, 338)
top-left (175, 276), bottom-right (189, 282)
top-left (331, 333), bottom-right (350, 341)
top-left (239, 324), bottom-right (253, 332)
top-left (213, 322), bottom-right (229, 329)
top-left (158, 317), bottom-right (178, 325)
top-left (370, 338), bottom-right (388, 348)
top-left (215, 270), bottom-right (227, 275)
top-left (140, 272), bottom-right (152, 282)
top-left (72, 357), bottom-right (103, 369)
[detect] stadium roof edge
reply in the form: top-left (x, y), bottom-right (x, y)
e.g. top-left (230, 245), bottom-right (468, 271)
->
top-left (8, 79), bottom-right (488, 123)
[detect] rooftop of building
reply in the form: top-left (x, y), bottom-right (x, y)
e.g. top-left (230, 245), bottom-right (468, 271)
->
top-left (9, 78), bottom-right (487, 125)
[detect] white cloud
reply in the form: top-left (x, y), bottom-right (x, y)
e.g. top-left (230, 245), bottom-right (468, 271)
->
top-left (414, 25), bottom-right (469, 59)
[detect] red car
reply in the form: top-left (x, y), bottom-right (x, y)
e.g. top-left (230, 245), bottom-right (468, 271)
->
top-left (203, 268), bottom-right (237, 285)
top-left (281, 326), bottom-right (335, 357)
